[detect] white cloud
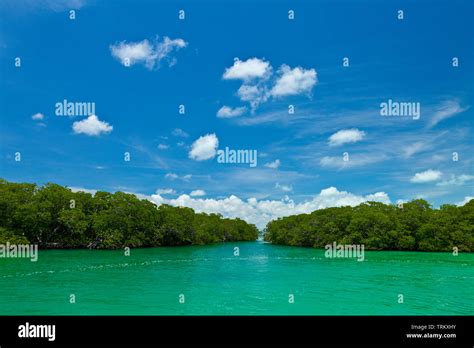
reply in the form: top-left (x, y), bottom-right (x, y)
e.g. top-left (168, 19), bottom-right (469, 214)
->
top-left (457, 196), bottom-right (474, 206)
top-left (270, 65), bottom-right (317, 98)
top-left (190, 189), bottom-right (206, 197)
top-left (403, 141), bottom-right (426, 158)
top-left (189, 133), bottom-right (219, 161)
top-left (10, 0), bottom-right (87, 12)
top-left (223, 57), bottom-right (271, 81)
top-left (156, 36), bottom-right (187, 60)
top-left (149, 186), bottom-right (390, 229)
top-left (172, 128), bottom-right (189, 137)
top-left (437, 174), bottom-right (474, 186)
top-left (156, 188), bottom-right (176, 195)
top-left (328, 128), bottom-right (366, 146)
top-left (264, 159), bottom-right (281, 169)
top-left (320, 154), bottom-right (383, 169)
top-left (72, 115), bottom-right (113, 136)
top-left (320, 156), bottom-right (345, 169)
top-left (396, 199), bottom-right (408, 206)
top-left (237, 84), bottom-right (268, 111)
top-left (221, 58), bottom-right (318, 112)
top-left (216, 105), bottom-right (247, 118)
top-left (428, 100), bottom-right (469, 128)
top-left (31, 112), bottom-right (44, 120)
top-left (45, 0), bottom-right (86, 11)
top-left (110, 36), bottom-right (187, 70)
top-left (110, 39), bottom-right (153, 67)
top-left (410, 169), bottom-right (442, 183)
top-left (165, 173), bottom-right (179, 180)
top-left (275, 183), bottom-right (292, 192)
top-left (158, 144), bottom-right (169, 150)
top-left (69, 187), bottom-right (97, 195)
top-left (165, 173), bottom-right (192, 181)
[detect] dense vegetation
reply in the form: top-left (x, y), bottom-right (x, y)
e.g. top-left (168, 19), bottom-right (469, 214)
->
top-left (2, 178), bottom-right (472, 252)
top-left (264, 200), bottom-right (474, 252)
top-left (0, 179), bottom-right (258, 248)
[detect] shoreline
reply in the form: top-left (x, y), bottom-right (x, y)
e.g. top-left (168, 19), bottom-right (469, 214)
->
top-left (13, 240), bottom-right (473, 254)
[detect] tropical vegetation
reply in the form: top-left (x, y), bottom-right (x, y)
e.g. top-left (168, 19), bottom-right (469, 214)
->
top-left (0, 179), bottom-right (258, 248)
top-left (264, 200), bottom-right (474, 251)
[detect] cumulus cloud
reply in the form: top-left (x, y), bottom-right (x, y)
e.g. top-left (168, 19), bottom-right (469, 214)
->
top-left (31, 112), bottom-right (44, 120)
top-left (110, 39), bottom-right (153, 67)
top-left (221, 58), bottom-right (317, 112)
top-left (216, 106), bottom-right (247, 118)
top-left (328, 128), bottom-right (366, 146)
top-left (270, 65), bottom-right (317, 98)
top-left (189, 133), bottom-right (219, 161)
top-left (264, 159), bottom-right (281, 169)
top-left (157, 144), bottom-right (169, 150)
top-left (110, 36), bottom-right (187, 70)
top-left (72, 115), bottom-right (113, 136)
top-left (172, 128), bottom-right (189, 137)
top-left (223, 58), bottom-right (271, 81)
top-left (410, 169), bottom-right (442, 183)
top-left (428, 100), bottom-right (469, 128)
top-left (190, 189), bottom-right (206, 197)
top-left (237, 84), bottom-right (268, 111)
top-left (149, 186), bottom-right (390, 229)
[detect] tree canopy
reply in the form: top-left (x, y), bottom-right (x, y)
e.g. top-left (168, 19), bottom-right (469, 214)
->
top-left (0, 179), bottom-right (258, 248)
top-left (264, 200), bottom-right (474, 252)
top-left (2, 179), bottom-right (472, 252)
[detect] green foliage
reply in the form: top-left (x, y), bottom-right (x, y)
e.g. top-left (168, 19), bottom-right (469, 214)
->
top-left (0, 227), bottom-right (29, 244)
top-left (0, 179), bottom-right (259, 249)
top-left (264, 200), bottom-right (474, 252)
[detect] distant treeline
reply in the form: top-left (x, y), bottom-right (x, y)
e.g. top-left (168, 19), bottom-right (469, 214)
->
top-left (264, 200), bottom-right (474, 252)
top-left (0, 179), bottom-right (258, 248)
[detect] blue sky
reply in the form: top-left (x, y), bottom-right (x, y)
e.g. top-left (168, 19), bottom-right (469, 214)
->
top-left (1, 0), bottom-right (473, 228)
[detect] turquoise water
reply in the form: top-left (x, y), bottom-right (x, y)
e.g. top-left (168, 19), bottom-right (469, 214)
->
top-left (0, 242), bottom-right (472, 315)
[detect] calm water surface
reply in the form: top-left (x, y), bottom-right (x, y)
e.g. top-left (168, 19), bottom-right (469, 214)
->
top-left (1, 242), bottom-right (472, 315)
